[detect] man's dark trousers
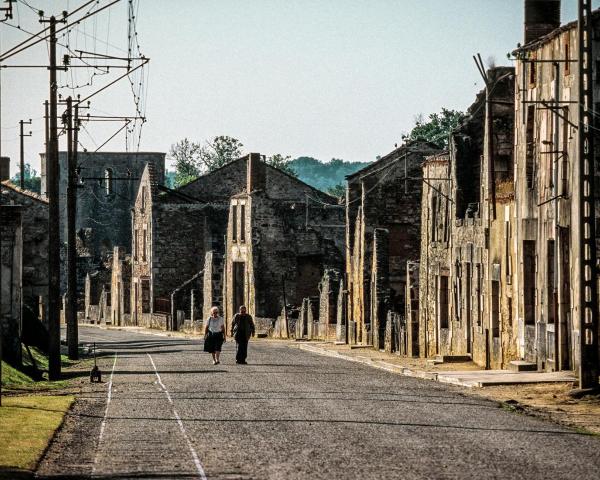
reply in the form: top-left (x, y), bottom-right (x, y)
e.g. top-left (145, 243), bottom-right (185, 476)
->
top-left (236, 339), bottom-right (249, 363)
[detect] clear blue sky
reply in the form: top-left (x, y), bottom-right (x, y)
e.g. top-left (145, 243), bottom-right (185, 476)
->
top-left (1, 0), bottom-right (597, 174)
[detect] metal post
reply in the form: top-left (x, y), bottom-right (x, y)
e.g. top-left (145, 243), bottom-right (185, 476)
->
top-left (19, 119), bottom-right (32, 189)
top-left (46, 16), bottom-right (61, 380)
top-left (577, 0), bottom-right (598, 389)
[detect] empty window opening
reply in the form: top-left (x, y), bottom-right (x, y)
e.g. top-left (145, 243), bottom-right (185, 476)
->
top-left (454, 263), bottom-right (462, 324)
top-left (529, 57), bottom-right (537, 85)
top-left (141, 278), bottom-right (150, 314)
top-left (547, 240), bottom-right (556, 324)
top-left (475, 264), bottom-right (482, 327)
top-left (233, 261), bottom-right (245, 314)
top-left (523, 240), bottom-right (536, 325)
top-left (142, 229), bottom-right (147, 262)
top-left (465, 263), bottom-right (472, 330)
top-left (491, 280), bottom-right (500, 338)
top-left (439, 275), bottom-right (449, 329)
top-left (240, 204), bottom-right (246, 242)
top-left (431, 195), bottom-right (438, 242)
top-left (232, 205), bottom-right (238, 242)
top-left (526, 105), bottom-right (536, 189)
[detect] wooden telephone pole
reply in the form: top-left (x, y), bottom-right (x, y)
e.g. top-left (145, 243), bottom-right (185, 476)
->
top-left (64, 97), bottom-right (79, 360)
top-left (44, 15), bottom-right (62, 380)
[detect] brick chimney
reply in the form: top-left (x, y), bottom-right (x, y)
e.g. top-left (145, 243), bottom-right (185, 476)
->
top-left (524, 0), bottom-right (561, 44)
top-left (0, 156), bottom-right (10, 181)
top-left (246, 152), bottom-right (266, 193)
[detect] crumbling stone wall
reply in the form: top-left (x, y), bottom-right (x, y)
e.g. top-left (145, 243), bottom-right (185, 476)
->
top-left (512, 23), bottom-right (596, 373)
top-left (1, 181), bottom-right (49, 348)
top-left (418, 67), bottom-right (517, 369)
top-left (405, 260), bottom-right (419, 357)
top-left (319, 269), bottom-right (341, 325)
top-left (418, 153), bottom-right (451, 358)
top-left (0, 205), bottom-right (23, 364)
top-left (40, 151), bottom-right (165, 296)
top-left (371, 228), bottom-right (390, 349)
top-left (110, 246), bottom-right (131, 326)
top-left (224, 158), bottom-right (344, 329)
top-left (346, 141), bottom-right (441, 346)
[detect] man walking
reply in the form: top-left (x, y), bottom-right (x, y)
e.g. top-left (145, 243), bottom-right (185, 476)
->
top-left (231, 305), bottom-right (255, 364)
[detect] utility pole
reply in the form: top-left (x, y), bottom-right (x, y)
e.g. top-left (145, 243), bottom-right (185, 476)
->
top-left (44, 15), bottom-right (62, 380)
top-left (0, 0), bottom-right (15, 407)
top-left (577, 0), bottom-right (599, 389)
top-left (18, 119), bottom-right (32, 189)
top-left (65, 96), bottom-right (78, 360)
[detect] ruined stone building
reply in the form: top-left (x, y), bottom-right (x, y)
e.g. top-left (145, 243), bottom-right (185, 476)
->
top-left (129, 161), bottom-right (217, 329)
top-left (40, 151), bottom-right (165, 292)
top-left (1, 204), bottom-right (23, 364)
top-left (345, 141), bottom-right (441, 347)
top-left (418, 67), bottom-right (516, 369)
top-left (225, 154), bottom-right (344, 332)
top-left (124, 153), bottom-right (344, 333)
top-left (1, 175), bottom-right (49, 363)
top-left (512, 3), bottom-right (600, 375)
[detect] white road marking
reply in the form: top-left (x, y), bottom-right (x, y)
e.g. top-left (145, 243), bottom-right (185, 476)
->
top-left (92, 352), bottom-right (118, 476)
top-left (147, 353), bottom-right (207, 480)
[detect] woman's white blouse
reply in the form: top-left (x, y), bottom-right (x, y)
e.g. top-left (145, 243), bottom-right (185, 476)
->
top-left (206, 316), bottom-right (224, 333)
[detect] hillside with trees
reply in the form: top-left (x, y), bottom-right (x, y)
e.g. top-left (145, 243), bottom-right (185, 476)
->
top-left (289, 157), bottom-right (371, 194)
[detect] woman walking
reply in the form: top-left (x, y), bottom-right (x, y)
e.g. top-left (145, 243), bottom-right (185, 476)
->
top-left (204, 306), bottom-right (225, 364)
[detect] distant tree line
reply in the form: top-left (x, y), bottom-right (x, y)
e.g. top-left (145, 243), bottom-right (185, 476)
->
top-left (166, 108), bottom-right (465, 192)
top-left (168, 136), bottom-right (296, 188)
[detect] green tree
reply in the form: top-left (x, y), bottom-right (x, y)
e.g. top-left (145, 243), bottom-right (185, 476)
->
top-left (10, 163), bottom-right (41, 193)
top-left (197, 136), bottom-right (244, 172)
top-left (327, 183), bottom-right (346, 198)
top-left (404, 108), bottom-right (465, 149)
top-left (168, 138), bottom-right (202, 187)
top-left (169, 136), bottom-right (245, 187)
top-left (266, 153), bottom-right (296, 177)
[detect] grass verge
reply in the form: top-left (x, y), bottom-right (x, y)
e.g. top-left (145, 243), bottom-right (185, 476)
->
top-left (1, 345), bottom-right (88, 392)
top-left (0, 395), bottom-right (74, 472)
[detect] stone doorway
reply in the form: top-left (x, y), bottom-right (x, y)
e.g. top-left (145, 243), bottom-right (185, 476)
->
top-left (233, 261), bottom-right (245, 314)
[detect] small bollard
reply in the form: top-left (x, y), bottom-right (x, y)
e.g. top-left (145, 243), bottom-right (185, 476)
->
top-left (90, 342), bottom-right (102, 383)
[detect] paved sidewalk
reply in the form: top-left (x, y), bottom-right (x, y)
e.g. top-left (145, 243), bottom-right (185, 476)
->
top-left (295, 343), bottom-right (577, 387)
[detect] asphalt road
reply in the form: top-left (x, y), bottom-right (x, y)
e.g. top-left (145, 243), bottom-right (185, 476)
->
top-left (37, 326), bottom-right (600, 479)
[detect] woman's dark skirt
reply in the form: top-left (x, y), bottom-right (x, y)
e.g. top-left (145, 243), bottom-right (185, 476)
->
top-left (204, 331), bottom-right (224, 353)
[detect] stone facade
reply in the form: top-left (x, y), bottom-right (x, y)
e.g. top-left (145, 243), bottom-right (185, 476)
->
top-left (1, 181), bottom-right (49, 350)
top-left (346, 141), bottom-right (441, 346)
top-left (319, 269), bottom-right (341, 326)
top-left (0, 205), bottom-right (23, 364)
top-left (224, 154), bottom-right (345, 332)
top-left (512, 14), bottom-right (600, 374)
top-left (419, 153), bottom-right (452, 358)
top-left (110, 246), bottom-right (131, 326)
top-left (418, 67), bottom-right (516, 369)
top-left (130, 163), bottom-right (210, 328)
top-left (40, 151), bottom-right (165, 293)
